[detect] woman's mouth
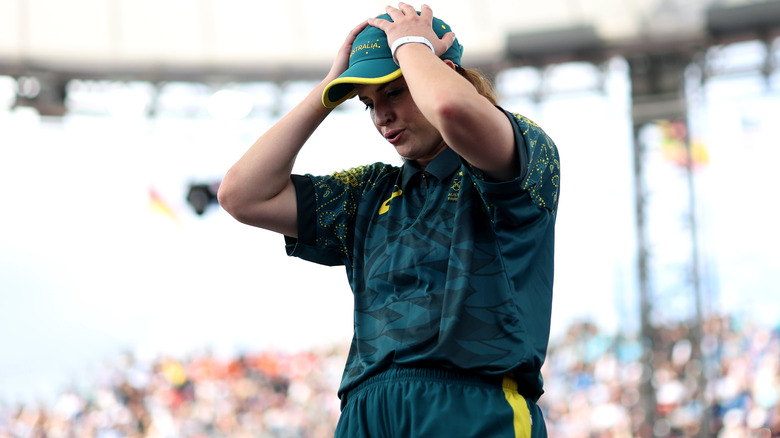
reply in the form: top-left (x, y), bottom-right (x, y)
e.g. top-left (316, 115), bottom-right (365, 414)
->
top-left (385, 129), bottom-right (404, 144)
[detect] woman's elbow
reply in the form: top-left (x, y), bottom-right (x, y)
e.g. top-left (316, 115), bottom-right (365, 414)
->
top-left (218, 189), bottom-right (258, 226)
top-left (217, 172), bottom-right (296, 229)
top-left (430, 90), bottom-right (474, 126)
top-left (216, 175), bottom-right (244, 219)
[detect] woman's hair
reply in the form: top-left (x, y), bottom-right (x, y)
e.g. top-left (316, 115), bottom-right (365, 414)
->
top-left (456, 65), bottom-right (498, 105)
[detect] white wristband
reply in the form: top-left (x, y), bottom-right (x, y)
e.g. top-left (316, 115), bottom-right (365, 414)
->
top-left (390, 36), bottom-right (435, 65)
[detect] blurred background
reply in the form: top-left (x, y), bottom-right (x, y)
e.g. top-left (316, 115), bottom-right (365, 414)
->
top-left (1, 0), bottom-right (779, 436)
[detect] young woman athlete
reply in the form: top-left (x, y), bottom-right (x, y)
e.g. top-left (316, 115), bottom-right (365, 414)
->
top-left (219, 4), bottom-right (560, 436)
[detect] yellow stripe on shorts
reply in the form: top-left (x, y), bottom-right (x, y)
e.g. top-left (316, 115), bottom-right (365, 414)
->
top-left (502, 376), bottom-right (532, 438)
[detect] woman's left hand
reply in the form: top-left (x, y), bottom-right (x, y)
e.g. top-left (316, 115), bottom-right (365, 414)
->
top-left (368, 3), bottom-right (455, 57)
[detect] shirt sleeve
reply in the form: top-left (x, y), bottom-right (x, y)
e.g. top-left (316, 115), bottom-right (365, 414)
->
top-left (465, 108), bottom-right (561, 216)
top-left (285, 163), bottom-right (395, 267)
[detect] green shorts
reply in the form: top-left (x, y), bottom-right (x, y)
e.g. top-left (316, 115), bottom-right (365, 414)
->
top-left (335, 366), bottom-right (547, 438)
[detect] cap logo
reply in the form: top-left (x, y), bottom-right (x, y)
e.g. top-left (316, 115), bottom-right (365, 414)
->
top-left (350, 39), bottom-right (383, 59)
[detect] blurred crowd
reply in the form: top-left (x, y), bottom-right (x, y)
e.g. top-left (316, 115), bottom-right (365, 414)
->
top-left (0, 346), bottom-right (347, 438)
top-left (1, 314), bottom-right (778, 437)
top-left (543, 315), bottom-right (780, 437)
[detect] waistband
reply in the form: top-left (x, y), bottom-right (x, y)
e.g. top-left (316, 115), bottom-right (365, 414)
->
top-left (341, 365), bottom-right (520, 408)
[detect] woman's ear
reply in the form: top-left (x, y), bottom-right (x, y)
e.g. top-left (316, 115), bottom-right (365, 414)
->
top-left (443, 59), bottom-right (458, 71)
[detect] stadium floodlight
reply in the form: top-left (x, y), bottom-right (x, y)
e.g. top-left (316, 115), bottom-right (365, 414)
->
top-left (186, 182), bottom-right (221, 216)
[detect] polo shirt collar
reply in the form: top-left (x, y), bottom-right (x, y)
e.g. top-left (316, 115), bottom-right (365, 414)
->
top-left (401, 147), bottom-right (461, 189)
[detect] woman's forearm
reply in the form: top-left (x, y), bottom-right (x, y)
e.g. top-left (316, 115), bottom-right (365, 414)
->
top-left (217, 80), bottom-right (332, 228)
top-left (219, 20), bottom-right (369, 232)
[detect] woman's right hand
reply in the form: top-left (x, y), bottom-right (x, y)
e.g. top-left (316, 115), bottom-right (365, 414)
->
top-left (326, 20), bottom-right (370, 82)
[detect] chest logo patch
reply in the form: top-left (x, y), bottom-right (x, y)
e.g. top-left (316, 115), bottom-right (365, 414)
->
top-left (378, 188), bottom-right (403, 215)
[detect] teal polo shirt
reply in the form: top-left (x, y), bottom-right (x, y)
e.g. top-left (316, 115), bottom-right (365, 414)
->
top-left (286, 108), bottom-right (560, 403)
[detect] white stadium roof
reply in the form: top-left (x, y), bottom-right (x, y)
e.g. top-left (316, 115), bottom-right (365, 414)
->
top-left (2, 0), bottom-right (778, 82)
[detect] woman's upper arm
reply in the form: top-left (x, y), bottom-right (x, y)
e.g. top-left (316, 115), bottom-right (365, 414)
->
top-left (219, 177), bottom-right (299, 238)
top-left (437, 96), bottom-right (519, 181)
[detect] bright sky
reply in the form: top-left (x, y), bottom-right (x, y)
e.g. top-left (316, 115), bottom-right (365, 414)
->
top-left (1, 52), bottom-right (778, 406)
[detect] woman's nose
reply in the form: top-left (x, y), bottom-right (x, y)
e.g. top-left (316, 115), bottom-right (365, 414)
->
top-left (374, 105), bottom-right (393, 126)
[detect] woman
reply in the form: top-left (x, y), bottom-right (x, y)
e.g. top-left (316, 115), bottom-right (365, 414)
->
top-left (219, 4), bottom-right (560, 437)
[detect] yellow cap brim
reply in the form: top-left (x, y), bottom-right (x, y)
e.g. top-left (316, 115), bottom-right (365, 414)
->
top-left (322, 68), bottom-right (403, 108)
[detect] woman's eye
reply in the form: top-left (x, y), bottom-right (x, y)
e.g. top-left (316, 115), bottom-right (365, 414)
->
top-left (387, 88), bottom-right (402, 98)
top-left (363, 102), bottom-right (374, 111)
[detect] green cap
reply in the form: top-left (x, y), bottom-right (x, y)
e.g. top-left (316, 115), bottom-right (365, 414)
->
top-left (322, 13), bottom-right (462, 108)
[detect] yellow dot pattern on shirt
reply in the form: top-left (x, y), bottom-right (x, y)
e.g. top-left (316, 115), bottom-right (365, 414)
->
top-left (513, 113), bottom-right (560, 213)
top-left (312, 164), bottom-right (391, 266)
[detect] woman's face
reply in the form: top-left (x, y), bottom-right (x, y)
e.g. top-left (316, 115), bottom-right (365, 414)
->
top-left (356, 77), bottom-right (447, 167)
